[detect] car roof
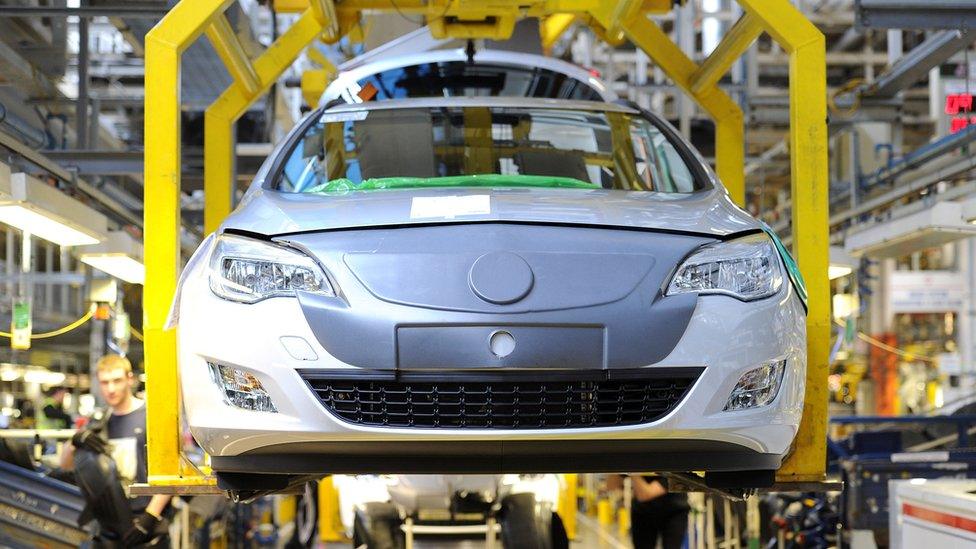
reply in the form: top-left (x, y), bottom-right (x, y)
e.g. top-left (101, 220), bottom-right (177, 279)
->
top-left (320, 48), bottom-right (617, 105)
top-left (322, 96), bottom-right (639, 114)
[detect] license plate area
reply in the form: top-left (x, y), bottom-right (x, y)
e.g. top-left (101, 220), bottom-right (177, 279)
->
top-left (396, 325), bottom-right (605, 370)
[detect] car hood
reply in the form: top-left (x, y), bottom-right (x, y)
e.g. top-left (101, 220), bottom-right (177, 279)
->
top-left (223, 186), bottom-right (759, 237)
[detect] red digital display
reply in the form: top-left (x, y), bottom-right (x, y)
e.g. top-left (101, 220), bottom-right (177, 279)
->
top-left (946, 93), bottom-right (975, 133)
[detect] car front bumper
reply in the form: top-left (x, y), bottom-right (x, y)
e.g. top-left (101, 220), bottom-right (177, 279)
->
top-left (177, 255), bottom-right (806, 474)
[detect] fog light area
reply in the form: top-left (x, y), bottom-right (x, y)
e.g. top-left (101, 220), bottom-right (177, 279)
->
top-left (724, 359), bottom-right (787, 411)
top-left (208, 362), bottom-right (278, 413)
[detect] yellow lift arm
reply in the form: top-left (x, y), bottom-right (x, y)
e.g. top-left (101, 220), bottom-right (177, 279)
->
top-left (142, 0), bottom-right (829, 491)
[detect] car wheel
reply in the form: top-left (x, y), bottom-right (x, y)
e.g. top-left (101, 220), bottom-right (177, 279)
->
top-left (499, 493), bottom-right (564, 549)
top-left (291, 481), bottom-right (318, 548)
top-left (352, 502), bottom-right (403, 549)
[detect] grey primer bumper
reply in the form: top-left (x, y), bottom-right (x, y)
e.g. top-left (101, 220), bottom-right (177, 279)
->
top-left (209, 439), bottom-right (784, 475)
top-left (280, 223), bottom-right (715, 371)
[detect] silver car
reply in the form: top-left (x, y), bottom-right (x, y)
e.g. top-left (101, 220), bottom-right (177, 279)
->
top-left (321, 48), bottom-right (616, 104)
top-left (172, 97), bottom-right (807, 494)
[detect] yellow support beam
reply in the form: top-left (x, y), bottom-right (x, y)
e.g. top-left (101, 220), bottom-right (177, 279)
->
top-left (737, 0), bottom-right (829, 484)
top-left (204, 9), bottom-right (328, 234)
top-left (205, 14), bottom-right (261, 96)
top-left (557, 474), bottom-right (578, 540)
top-left (614, 13), bottom-right (745, 205)
top-left (144, 0), bottom-right (828, 491)
top-left (689, 12), bottom-right (762, 95)
top-left (308, 0), bottom-right (339, 39)
top-left (143, 0), bottom-right (235, 485)
top-left (541, 14), bottom-right (576, 52)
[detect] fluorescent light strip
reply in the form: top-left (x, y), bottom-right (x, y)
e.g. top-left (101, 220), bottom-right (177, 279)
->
top-left (0, 204), bottom-right (101, 246)
top-left (79, 254), bottom-right (145, 284)
top-left (828, 265), bottom-right (853, 280)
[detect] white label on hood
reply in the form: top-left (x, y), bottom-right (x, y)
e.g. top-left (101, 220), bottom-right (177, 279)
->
top-left (410, 195), bottom-right (491, 219)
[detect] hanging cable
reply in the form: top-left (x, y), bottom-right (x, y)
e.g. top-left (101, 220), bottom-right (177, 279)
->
top-left (828, 78), bottom-right (865, 117)
top-left (129, 324), bottom-right (144, 342)
top-left (833, 319), bottom-right (938, 363)
top-left (0, 305), bottom-right (95, 339)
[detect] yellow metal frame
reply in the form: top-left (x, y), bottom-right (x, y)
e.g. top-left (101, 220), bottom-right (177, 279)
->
top-left (144, 0), bottom-right (828, 488)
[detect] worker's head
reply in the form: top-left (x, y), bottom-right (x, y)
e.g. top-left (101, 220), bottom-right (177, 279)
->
top-left (43, 386), bottom-right (67, 403)
top-left (95, 354), bottom-right (134, 409)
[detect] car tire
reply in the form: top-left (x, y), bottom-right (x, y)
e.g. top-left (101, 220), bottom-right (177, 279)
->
top-left (290, 481), bottom-right (318, 548)
top-left (499, 493), bottom-right (566, 549)
top-left (352, 502), bottom-right (403, 549)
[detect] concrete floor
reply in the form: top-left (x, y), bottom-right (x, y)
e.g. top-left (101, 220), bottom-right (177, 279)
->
top-left (324, 513), bottom-right (632, 549)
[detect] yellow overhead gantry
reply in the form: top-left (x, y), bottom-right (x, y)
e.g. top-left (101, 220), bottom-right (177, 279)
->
top-left (142, 0), bottom-right (829, 492)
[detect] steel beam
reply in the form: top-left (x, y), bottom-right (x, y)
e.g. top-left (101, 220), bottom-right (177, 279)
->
top-left (43, 148), bottom-right (267, 178)
top-left (205, 15), bottom-right (261, 96)
top-left (738, 0), bottom-right (830, 484)
top-left (77, 16), bottom-right (89, 149)
top-left (866, 30), bottom-right (976, 98)
top-left (856, 0), bottom-right (976, 29)
top-left (690, 12), bottom-right (763, 95)
top-left (0, 5), bottom-right (168, 17)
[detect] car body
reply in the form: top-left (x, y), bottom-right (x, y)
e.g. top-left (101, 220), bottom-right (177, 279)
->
top-left (172, 97), bottom-right (806, 491)
top-left (320, 48), bottom-right (616, 104)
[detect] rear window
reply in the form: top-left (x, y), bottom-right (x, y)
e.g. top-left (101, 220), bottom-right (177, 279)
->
top-left (336, 61), bottom-right (605, 102)
top-left (273, 106), bottom-right (706, 194)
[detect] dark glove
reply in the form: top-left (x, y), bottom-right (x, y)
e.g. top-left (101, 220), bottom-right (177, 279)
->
top-left (122, 511), bottom-right (160, 546)
top-left (70, 429), bottom-right (108, 454)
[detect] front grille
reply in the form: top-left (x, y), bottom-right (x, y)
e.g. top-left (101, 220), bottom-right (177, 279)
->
top-left (300, 369), bottom-right (701, 430)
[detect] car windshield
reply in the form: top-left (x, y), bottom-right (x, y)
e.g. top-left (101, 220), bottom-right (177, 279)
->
top-left (274, 106), bottom-right (704, 194)
top-left (336, 61), bottom-right (605, 102)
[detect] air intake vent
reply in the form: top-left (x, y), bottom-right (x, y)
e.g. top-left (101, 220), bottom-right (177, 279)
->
top-left (299, 369), bottom-right (701, 430)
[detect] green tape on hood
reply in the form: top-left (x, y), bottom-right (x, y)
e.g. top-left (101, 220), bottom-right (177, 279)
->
top-left (761, 222), bottom-right (808, 312)
top-left (306, 174), bottom-right (600, 193)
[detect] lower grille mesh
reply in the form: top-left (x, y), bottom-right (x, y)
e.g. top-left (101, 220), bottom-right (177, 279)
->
top-left (301, 370), bottom-right (700, 429)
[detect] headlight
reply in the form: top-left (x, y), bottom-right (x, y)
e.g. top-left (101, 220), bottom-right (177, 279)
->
top-left (666, 234), bottom-right (784, 301)
top-left (724, 359), bottom-right (786, 411)
top-left (208, 362), bottom-right (277, 412)
top-left (209, 234), bottom-right (334, 303)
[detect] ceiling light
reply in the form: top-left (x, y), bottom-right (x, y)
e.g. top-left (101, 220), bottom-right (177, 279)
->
top-left (829, 246), bottom-right (856, 280)
top-left (828, 265), bottom-right (853, 280)
top-left (77, 230), bottom-right (145, 284)
top-left (0, 169), bottom-right (107, 246)
top-left (0, 204), bottom-right (101, 246)
top-left (22, 369), bottom-right (65, 385)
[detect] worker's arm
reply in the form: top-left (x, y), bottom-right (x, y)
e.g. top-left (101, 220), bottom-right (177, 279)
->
top-left (145, 494), bottom-right (172, 518)
top-left (59, 442), bottom-right (74, 470)
top-left (632, 475), bottom-right (667, 502)
top-left (43, 404), bottom-right (72, 428)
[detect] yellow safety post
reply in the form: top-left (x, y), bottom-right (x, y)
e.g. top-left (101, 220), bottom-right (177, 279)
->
top-left (557, 474), bottom-right (578, 540)
top-left (317, 476), bottom-right (346, 542)
top-left (143, 0), bottom-right (235, 487)
top-left (737, 0), bottom-right (829, 483)
top-left (276, 494), bottom-right (298, 525)
top-left (203, 9), bottom-right (331, 233)
top-left (597, 498), bottom-right (613, 527)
